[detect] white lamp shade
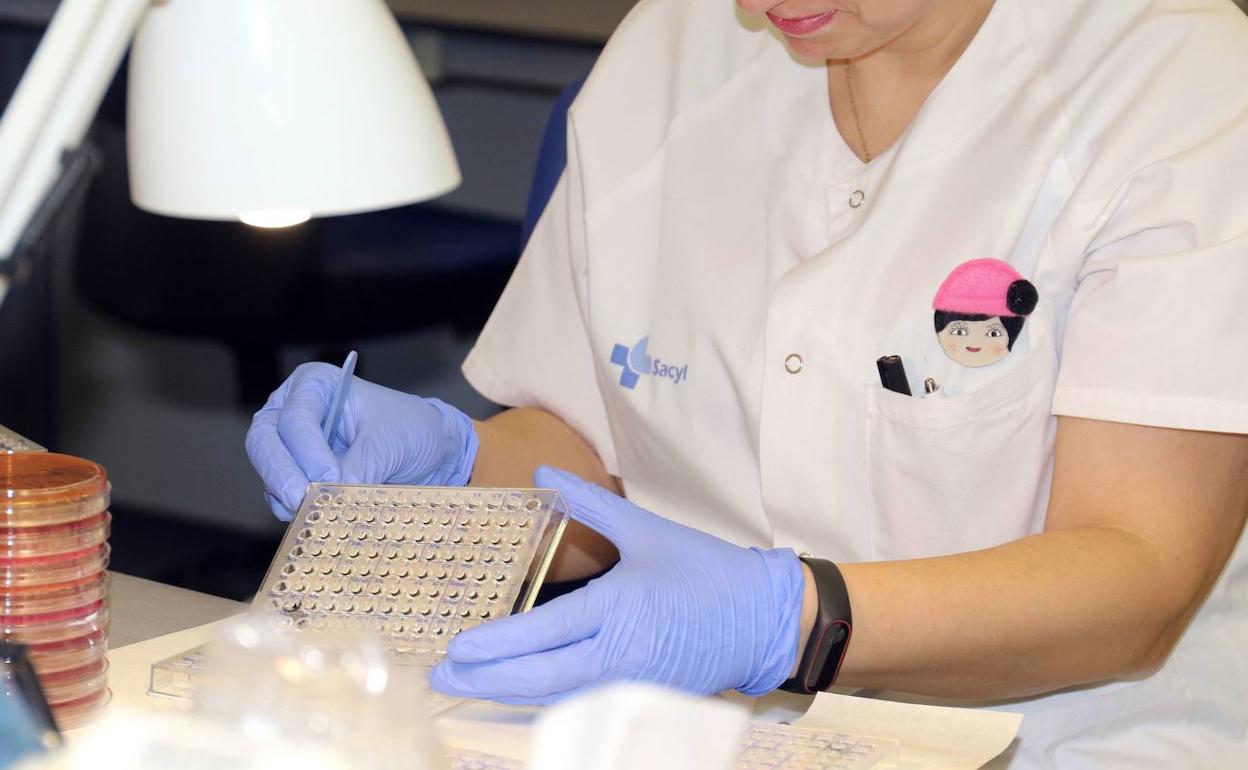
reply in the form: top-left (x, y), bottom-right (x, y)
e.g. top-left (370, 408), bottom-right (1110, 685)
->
top-left (126, 0), bottom-right (460, 222)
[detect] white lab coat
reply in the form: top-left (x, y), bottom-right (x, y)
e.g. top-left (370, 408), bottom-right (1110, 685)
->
top-left (464, 0), bottom-right (1248, 765)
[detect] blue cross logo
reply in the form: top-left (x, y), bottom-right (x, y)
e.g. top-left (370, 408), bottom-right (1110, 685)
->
top-left (609, 336), bottom-right (652, 390)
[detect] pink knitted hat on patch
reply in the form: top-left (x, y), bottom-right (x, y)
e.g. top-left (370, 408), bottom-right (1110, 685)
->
top-left (932, 258), bottom-right (1037, 318)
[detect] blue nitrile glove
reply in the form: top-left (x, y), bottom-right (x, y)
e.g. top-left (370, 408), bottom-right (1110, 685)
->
top-left (245, 362), bottom-right (479, 521)
top-left (428, 466), bottom-right (806, 706)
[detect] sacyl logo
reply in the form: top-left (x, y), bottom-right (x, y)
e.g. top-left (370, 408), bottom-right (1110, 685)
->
top-left (609, 336), bottom-right (688, 390)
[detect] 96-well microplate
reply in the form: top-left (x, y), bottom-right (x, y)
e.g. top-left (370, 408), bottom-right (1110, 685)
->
top-left (0, 424), bottom-right (45, 453)
top-left (254, 484), bottom-right (568, 661)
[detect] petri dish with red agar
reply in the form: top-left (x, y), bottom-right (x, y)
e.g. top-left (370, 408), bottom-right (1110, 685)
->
top-left (0, 452), bottom-right (112, 729)
top-left (0, 544), bottom-right (110, 591)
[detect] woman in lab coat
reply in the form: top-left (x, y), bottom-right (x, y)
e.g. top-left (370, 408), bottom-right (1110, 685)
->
top-left (247, 0), bottom-right (1248, 765)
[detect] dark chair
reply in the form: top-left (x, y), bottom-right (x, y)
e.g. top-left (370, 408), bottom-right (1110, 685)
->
top-left (528, 76), bottom-right (602, 605)
top-left (522, 76), bottom-right (586, 247)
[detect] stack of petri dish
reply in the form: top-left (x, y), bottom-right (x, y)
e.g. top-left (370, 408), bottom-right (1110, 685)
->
top-left (1, 453), bottom-right (111, 729)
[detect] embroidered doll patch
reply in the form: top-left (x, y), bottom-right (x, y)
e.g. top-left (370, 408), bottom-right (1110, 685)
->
top-left (932, 259), bottom-right (1038, 368)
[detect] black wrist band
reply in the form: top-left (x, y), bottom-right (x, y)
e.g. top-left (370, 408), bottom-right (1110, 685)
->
top-left (778, 556), bottom-right (853, 695)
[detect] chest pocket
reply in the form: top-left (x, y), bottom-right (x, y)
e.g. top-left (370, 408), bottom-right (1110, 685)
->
top-left (863, 324), bottom-right (1058, 561)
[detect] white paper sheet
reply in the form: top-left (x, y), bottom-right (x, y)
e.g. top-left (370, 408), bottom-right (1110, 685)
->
top-left (794, 693), bottom-right (1022, 770)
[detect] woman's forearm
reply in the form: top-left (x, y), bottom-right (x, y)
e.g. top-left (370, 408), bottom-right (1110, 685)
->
top-left (821, 419), bottom-right (1248, 701)
top-left (472, 407), bottom-right (620, 581)
top-left (831, 526), bottom-right (1171, 700)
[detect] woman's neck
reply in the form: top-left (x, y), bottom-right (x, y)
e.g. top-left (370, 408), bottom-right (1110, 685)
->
top-left (827, 0), bottom-right (996, 162)
top-left (859, 0), bottom-right (996, 82)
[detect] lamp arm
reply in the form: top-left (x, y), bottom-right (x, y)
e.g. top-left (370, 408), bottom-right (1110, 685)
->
top-left (0, 0), bottom-right (150, 307)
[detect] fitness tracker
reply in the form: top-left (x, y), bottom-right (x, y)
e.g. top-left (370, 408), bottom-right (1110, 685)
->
top-left (779, 556), bottom-right (853, 695)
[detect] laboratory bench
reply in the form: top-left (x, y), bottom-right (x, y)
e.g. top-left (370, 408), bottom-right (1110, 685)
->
top-left (60, 573), bottom-right (246, 735)
top-left (106, 572), bottom-right (245, 649)
top-left (89, 573), bottom-right (1020, 768)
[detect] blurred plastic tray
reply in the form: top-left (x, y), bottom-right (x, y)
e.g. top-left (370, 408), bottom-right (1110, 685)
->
top-left (149, 641), bottom-right (463, 718)
top-left (146, 642), bottom-right (207, 701)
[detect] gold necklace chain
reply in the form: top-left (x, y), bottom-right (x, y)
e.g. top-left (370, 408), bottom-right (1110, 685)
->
top-left (844, 63), bottom-right (872, 163)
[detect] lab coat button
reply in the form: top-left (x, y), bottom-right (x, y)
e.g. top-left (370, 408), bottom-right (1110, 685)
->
top-left (784, 354), bottom-right (804, 374)
top-left (849, 190), bottom-right (866, 208)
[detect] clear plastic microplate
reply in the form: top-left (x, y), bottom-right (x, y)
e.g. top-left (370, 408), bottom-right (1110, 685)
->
top-left (151, 484), bottom-right (569, 713)
top-left (0, 425), bottom-right (46, 453)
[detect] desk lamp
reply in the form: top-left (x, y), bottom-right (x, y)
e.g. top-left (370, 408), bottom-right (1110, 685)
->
top-left (0, 0), bottom-right (460, 307)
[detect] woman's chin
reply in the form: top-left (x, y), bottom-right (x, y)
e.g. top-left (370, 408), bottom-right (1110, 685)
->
top-left (778, 32), bottom-right (855, 62)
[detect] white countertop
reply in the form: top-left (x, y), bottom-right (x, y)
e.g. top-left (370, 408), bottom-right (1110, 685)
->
top-left (107, 572), bottom-right (245, 649)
